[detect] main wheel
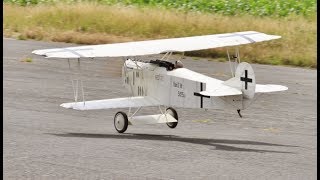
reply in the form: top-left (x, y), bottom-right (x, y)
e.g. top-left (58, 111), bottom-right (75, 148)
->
top-left (166, 107), bottom-right (178, 128)
top-left (114, 111), bottom-right (128, 133)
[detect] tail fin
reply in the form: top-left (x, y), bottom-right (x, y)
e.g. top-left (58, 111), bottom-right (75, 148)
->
top-left (223, 62), bottom-right (256, 99)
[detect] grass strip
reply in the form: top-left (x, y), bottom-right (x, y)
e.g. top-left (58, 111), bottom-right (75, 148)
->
top-left (3, 3), bottom-right (316, 68)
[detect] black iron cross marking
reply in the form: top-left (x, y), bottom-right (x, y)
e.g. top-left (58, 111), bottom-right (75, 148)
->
top-left (47, 48), bottom-right (93, 57)
top-left (240, 70), bottom-right (252, 90)
top-left (218, 32), bottom-right (259, 43)
top-left (194, 82), bottom-right (210, 108)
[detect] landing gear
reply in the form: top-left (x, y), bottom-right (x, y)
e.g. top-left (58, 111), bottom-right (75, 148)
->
top-left (237, 109), bottom-right (242, 118)
top-left (114, 111), bottom-right (128, 133)
top-left (166, 107), bottom-right (178, 128)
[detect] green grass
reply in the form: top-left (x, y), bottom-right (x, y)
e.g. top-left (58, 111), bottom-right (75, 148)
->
top-left (3, 3), bottom-right (317, 68)
top-left (3, 0), bottom-right (316, 18)
top-left (25, 58), bottom-right (33, 62)
top-left (21, 57), bottom-right (33, 62)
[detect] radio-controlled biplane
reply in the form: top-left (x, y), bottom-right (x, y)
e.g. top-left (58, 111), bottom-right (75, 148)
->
top-left (32, 31), bottom-right (288, 133)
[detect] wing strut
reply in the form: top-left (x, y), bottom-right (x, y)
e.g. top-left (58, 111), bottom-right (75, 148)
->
top-left (67, 58), bottom-right (86, 106)
top-left (227, 49), bottom-right (234, 77)
top-left (226, 47), bottom-right (241, 77)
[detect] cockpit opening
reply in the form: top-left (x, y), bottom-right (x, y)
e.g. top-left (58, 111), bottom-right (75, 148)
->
top-left (149, 59), bottom-right (183, 71)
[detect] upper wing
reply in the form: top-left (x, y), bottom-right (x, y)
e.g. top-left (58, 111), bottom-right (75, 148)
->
top-left (32, 31), bottom-right (280, 58)
top-left (60, 96), bottom-right (160, 110)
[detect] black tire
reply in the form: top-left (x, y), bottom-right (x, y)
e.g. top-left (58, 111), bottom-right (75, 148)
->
top-left (166, 107), bottom-right (178, 128)
top-left (114, 111), bottom-right (128, 133)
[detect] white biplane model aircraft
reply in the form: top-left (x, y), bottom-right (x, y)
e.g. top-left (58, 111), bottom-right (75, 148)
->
top-left (32, 31), bottom-right (288, 133)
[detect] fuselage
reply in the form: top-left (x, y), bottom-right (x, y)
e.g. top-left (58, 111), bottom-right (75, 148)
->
top-left (122, 59), bottom-right (242, 110)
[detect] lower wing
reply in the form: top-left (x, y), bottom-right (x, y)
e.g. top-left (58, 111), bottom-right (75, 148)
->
top-left (60, 96), bottom-right (160, 110)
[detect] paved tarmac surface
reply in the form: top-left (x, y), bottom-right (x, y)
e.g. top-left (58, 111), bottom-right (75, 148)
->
top-left (4, 38), bottom-right (317, 180)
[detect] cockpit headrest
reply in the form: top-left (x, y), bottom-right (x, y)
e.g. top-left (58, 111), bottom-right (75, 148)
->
top-left (175, 60), bottom-right (184, 68)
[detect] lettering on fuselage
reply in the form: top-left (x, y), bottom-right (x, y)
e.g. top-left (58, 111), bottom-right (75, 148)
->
top-left (155, 74), bottom-right (164, 81)
top-left (178, 91), bottom-right (185, 98)
top-left (173, 81), bottom-right (183, 89)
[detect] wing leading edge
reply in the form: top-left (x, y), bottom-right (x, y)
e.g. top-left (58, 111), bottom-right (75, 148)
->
top-left (32, 31), bottom-right (280, 58)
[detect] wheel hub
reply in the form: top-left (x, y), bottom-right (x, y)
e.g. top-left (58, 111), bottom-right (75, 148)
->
top-left (115, 115), bottom-right (125, 130)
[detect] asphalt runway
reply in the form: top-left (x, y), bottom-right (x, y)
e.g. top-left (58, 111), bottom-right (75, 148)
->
top-left (4, 38), bottom-right (317, 180)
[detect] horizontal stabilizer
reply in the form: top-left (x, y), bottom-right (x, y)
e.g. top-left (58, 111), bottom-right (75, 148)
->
top-left (199, 85), bottom-right (242, 97)
top-left (60, 96), bottom-right (160, 110)
top-left (255, 84), bottom-right (288, 93)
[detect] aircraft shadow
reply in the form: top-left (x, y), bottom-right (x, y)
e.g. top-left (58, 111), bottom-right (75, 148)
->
top-left (48, 132), bottom-right (297, 154)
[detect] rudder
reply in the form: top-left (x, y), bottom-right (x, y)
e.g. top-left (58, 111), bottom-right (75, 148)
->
top-left (223, 62), bottom-right (256, 110)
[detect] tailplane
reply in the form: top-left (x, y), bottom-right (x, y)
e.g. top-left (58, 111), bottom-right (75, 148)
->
top-left (223, 62), bottom-right (288, 113)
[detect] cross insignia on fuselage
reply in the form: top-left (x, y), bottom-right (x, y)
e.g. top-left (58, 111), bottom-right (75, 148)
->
top-left (240, 70), bottom-right (252, 90)
top-left (194, 82), bottom-right (210, 108)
